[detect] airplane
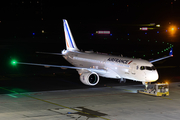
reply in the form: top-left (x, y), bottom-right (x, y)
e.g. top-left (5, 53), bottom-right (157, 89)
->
top-left (11, 19), bottom-right (173, 87)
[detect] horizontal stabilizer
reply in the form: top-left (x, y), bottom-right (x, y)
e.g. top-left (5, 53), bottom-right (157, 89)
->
top-left (36, 51), bottom-right (63, 55)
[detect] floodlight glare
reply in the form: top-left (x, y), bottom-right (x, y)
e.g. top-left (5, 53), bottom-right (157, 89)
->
top-left (156, 24), bottom-right (160, 27)
top-left (168, 25), bottom-right (177, 37)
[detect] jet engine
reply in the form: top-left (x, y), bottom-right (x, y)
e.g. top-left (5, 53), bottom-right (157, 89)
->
top-left (80, 72), bottom-right (99, 86)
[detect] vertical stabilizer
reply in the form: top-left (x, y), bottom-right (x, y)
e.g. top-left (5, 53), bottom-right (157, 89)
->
top-left (63, 19), bottom-right (79, 51)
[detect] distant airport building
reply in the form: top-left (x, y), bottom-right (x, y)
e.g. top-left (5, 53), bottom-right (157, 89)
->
top-left (96, 31), bottom-right (110, 34)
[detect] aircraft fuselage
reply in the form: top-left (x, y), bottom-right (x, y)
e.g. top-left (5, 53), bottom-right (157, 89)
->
top-left (63, 50), bottom-right (159, 83)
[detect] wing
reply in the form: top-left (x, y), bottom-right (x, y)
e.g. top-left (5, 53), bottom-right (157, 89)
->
top-left (150, 48), bottom-right (173, 63)
top-left (16, 62), bottom-right (107, 74)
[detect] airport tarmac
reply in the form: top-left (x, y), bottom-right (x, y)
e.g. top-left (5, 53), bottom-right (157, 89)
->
top-left (1, 81), bottom-right (180, 120)
top-left (0, 41), bottom-right (179, 120)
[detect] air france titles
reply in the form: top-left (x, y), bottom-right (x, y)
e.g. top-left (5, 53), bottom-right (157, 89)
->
top-left (107, 58), bottom-right (132, 64)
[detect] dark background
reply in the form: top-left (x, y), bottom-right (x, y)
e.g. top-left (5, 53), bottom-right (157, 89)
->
top-left (0, 0), bottom-right (179, 91)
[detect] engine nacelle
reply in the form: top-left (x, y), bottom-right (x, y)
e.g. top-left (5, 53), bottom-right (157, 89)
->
top-left (80, 72), bottom-right (99, 86)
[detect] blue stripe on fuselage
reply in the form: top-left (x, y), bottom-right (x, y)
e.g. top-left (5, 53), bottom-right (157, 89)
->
top-left (64, 20), bottom-right (74, 48)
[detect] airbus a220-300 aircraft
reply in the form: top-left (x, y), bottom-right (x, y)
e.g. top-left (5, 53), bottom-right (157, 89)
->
top-left (14, 19), bottom-right (173, 87)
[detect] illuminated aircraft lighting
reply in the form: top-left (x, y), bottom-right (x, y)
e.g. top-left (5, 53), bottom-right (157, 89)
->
top-left (11, 60), bottom-right (17, 66)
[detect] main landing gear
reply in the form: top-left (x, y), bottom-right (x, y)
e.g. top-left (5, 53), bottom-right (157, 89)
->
top-left (119, 78), bottom-right (126, 83)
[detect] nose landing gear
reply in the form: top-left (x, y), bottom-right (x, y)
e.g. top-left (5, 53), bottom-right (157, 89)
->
top-left (142, 82), bottom-right (150, 90)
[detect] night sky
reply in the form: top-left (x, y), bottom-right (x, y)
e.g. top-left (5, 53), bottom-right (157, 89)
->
top-left (0, 0), bottom-right (180, 39)
top-left (0, 0), bottom-right (179, 75)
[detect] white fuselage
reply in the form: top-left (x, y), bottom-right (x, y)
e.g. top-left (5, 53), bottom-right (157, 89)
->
top-left (62, 50), bottom-right (159, 83)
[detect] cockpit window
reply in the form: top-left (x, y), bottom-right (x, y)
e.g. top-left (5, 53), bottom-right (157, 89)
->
top-left (146, 66), bottom-right (152, 70)
top-left (140, 66), bottom-right (156, 71)
top-left (140, 66), bottom-right (145, 70)
top-left (151, 66), bottom-right (156, 70)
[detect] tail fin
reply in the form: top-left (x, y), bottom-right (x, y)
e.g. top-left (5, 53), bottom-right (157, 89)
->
top-left (63, 19), bottom-right (79, 51)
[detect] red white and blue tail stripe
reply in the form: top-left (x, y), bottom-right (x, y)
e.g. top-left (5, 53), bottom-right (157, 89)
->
top-left (63, 19), bottom-right (79, 51)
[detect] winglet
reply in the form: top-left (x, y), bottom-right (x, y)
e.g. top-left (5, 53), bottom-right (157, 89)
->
top-left (169, 47), bottom-right (173, 57)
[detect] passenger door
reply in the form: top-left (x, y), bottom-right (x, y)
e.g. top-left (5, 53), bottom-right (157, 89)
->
top-left (131, 63), bottom-right (136, 75)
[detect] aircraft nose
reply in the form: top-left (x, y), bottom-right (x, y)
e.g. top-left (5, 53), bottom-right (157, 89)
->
top-left (146, 71), bottom-right (159, 82)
